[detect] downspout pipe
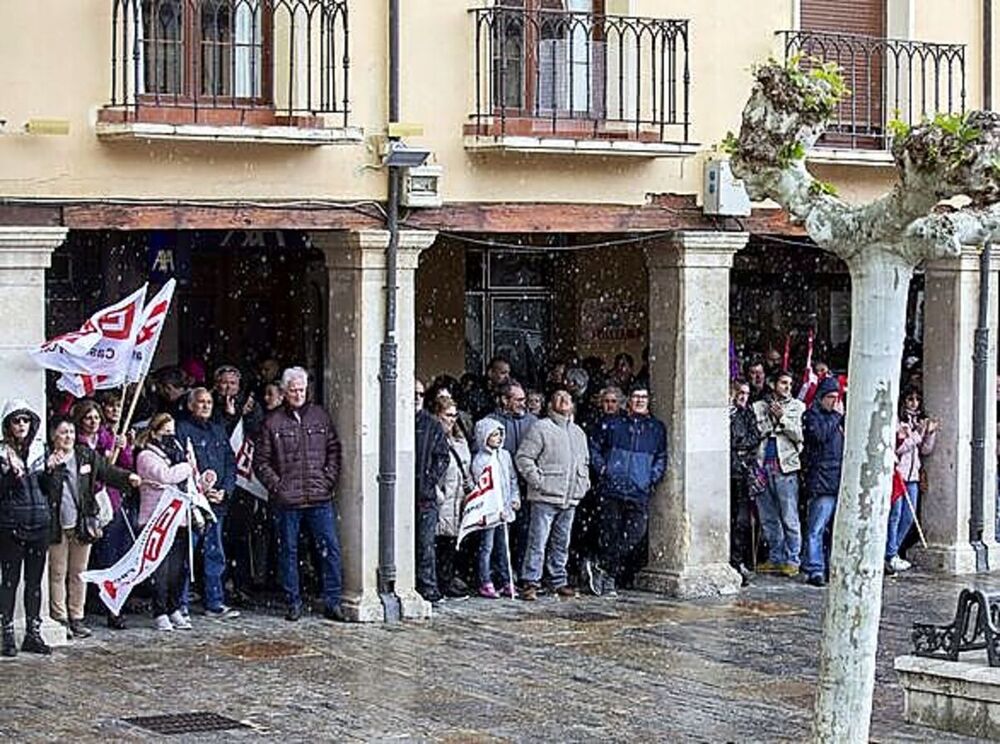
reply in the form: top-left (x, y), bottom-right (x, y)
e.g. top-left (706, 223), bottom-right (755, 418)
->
top-left (970, 0), bottom-right (992, 572)
top-left (377, 0), bottom-right (403, 621)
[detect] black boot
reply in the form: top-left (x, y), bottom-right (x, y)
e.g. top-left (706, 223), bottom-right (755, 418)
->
top-left (21, 617), bottom-right (51, 655)
top-left (1, 617), bottom-right (16, 658)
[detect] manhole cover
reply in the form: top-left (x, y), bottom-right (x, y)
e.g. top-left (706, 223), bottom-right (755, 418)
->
top-left (123, 712), bottom-right (249, 735)
top-left (217, 640), bottom-right (316, 660)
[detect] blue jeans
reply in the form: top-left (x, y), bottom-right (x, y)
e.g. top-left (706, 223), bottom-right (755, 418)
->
top-left (756, 470), bottom-right (801, 566)
top-left (179, 508), bottom-right (227, 612)
top-left (478, 524), bottom-right (511, 588)
top-left (802, 496), bottom-right (836, 578)
top-left (521, 502), bottom-right (576, 588)
top-left (886, 481), bottom-right (919, 560)
top-left (274, 502), bottom-right (342, 611)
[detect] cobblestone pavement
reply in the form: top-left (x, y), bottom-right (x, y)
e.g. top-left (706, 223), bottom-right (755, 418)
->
top-left (0, 570), bottom-right (996, 743)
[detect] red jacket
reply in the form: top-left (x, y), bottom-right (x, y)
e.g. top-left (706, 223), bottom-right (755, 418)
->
top-left (255, 403), bottom-right (342, 509)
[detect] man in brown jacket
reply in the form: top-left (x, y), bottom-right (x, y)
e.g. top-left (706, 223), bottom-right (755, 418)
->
top-left (255, 367), bottom-right (344, 622)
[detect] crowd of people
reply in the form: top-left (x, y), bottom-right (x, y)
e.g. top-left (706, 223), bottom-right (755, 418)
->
top-left (0, 339), bottom-right (941, 654)
top-left (728, 352), bottom-right (937, 588)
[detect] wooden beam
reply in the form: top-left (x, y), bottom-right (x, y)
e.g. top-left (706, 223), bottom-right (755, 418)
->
top-left (0, 204), bottom-right (63, 227)
top-left (63, 204), bottom-right (382, 231)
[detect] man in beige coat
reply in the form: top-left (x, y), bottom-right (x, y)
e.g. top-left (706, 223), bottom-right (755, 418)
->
top-left (515, 389), bottom-right (590, 601)
top-left (751, 370), bottom-right (806, 576)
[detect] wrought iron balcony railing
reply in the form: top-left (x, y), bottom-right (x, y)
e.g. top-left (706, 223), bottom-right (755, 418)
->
top-left (780, 30), bottom-right (966, 151)
top-left (469, 5), bottom-right (690, 143)
top-left (105, 0), bottom-right (350, 126)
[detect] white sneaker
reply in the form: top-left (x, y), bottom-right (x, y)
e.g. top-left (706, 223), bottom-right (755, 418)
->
top-left (896, 557), bottom-right (912, 571)
top-left (888, 556), bottom-right (909, 573)
top-left (168, 611), bottom-right (192, 630)
top-left (154, 614), bottom-right (174, 632)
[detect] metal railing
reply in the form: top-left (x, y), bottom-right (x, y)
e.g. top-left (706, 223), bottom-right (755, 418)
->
top-left (106, 0), bottom-right (350, 125)
top-left (469, 5), bottom-right (690, 143)
top-left (781, 30), bottom-right (965, 151)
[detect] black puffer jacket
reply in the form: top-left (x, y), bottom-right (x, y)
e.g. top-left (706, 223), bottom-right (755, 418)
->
top-left (803, 404), bottom-right (845, 499)
top-left (0, 400), bottom-right (49, 541)
top-left (730, 404), bottom-right (761, 478)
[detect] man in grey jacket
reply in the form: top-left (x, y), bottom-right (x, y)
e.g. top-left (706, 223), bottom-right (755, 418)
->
top-left (515, 389), bottom-right (590, 601)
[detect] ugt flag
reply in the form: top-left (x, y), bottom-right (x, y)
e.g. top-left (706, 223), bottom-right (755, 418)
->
top-left (80, 483), bottom-right (189, 616)
top-left (128, 278), bottom-right (176, 383)
top-left (456, 457), bottom-right (506, 548)
top-left (230, 419), bottom-right (268, 501)
top-left (30, 284), bottom-right (147, 377)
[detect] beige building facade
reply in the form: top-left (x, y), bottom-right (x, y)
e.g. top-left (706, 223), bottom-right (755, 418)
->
top-left (0, 0), bottom-right (997, 628)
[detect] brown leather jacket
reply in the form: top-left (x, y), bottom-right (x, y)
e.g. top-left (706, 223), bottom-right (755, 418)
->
top-left (255, 403), bottom-right (342, 509)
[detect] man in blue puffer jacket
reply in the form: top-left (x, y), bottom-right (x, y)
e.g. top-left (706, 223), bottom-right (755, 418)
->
top-left (801, 376), bottom-right (844, 587)
top-left (587, 385), bottom-right (667, 596)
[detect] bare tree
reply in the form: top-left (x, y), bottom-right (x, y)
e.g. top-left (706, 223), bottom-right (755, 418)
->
top-left (727, 58), bottom-right (1000, 743)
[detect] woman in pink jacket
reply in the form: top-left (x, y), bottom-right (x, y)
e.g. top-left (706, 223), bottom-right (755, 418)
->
top-left (886, 386), bottom-right (938, 573)
top-left (135, 413), bottom-right (192, 631)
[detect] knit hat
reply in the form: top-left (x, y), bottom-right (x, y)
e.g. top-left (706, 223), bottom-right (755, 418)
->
top-left (816, 376), bottom-right (840, 400)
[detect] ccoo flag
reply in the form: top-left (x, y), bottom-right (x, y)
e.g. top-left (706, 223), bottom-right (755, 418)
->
top-left (127, 278), bottom-right (176, 383)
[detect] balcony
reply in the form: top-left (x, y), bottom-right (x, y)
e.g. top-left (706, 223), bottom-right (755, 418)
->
top-left (466, 4), bottom-right (695, 158)
top-left (98, 0), bottom-right (362, 146)
top-left (780, 30), bottom-right (966, 164)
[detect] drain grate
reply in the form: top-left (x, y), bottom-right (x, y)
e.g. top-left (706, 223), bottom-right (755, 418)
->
top-left (123, 711), bottom-right (249, 735)
top-left (217, 639), bottom-right (317, 660)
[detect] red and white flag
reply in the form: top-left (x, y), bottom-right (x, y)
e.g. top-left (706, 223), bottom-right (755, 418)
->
top-left (55, 372), bottom-right (120, 399)
top-left (30, 285), bottom-right (147, 377)
top-left (128, 279), bottom-right (175, 383)
top-left (456, 458), bottom-right (506, 548)
top-left (80, 483), bottom-right (189, 616)
top-left (798, 329), bottom-right (819, 405)
top-left (229, 419), bottom-right (268, 501)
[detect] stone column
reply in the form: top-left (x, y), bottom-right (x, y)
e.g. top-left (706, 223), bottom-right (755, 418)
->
top-left (0, 226), bottom-right (68, 646)
top-left (913, 247), bottom-right (1000, 574)
top-left (314, 229), bottom-right (437, 621)
top-left (636, 231), bottom-right (748, 598)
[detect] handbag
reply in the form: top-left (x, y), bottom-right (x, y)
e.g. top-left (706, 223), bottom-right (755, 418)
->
top-left (75, 513), bottom-right (103, 544)
top-left (94, 487), bottom-right (114, 528)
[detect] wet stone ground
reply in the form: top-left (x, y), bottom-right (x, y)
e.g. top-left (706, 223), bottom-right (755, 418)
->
top-left (1, 571), bottom-right (996, 743)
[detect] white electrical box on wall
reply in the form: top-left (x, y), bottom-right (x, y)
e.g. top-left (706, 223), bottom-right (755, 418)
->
top-left (401, 165), bottom-right (443, 208)
top-left (703, 159), bottom-right (751, 216)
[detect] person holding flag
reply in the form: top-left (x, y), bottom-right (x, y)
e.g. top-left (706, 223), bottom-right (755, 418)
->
top-left (135, 414), bottom-right (194, 631)
top-left (470, 418), bottom-right (520, 599)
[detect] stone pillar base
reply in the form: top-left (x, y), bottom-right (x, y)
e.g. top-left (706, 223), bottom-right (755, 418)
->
top-left (635, 562), bottom-right (742, 599)
top-left (341, 590), bottom-right (386, 623)
top-left (896, 655), bottom-right (1000, 739)
top-left (398, 589), bottom-right (432, 620)
top-left (910, 543), bottom-right (982, 575)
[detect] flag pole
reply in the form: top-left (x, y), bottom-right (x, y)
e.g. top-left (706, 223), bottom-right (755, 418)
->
top-left (111, 375), bottom-right (146, 463)
top-left (503, 520), bottom-right (515, 599)
top-left (902, 488), bottom-right (928, 550)
top-left (188, 500), bottom-right (195, 582)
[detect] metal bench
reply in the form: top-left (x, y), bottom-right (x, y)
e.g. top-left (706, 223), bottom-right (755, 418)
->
top-left (912, 588), bottom-right (1000, 666)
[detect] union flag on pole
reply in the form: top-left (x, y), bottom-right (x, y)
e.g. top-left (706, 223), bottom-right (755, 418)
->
top-left (128, 279), bottom-right (176, 383)
top-left (456, 457), bottom-right (506, 548)
top-left (30, 284), bottom-right (147, 377)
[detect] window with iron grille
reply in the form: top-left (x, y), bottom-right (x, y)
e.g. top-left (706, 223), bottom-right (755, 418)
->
top-left (106, 0), bottom-right (350, 126)
top-left (470, 1), bottom-right (690, 143)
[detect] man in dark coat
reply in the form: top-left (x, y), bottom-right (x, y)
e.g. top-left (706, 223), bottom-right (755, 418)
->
top-left (415, 378), bottom-right (450, 603)
top-left (255, 367), bottom-right (344, 621)
top-left (801, 376), bottom-right (845, 587)
top-left (176, 388), bottom-right (240, 620)
top-left (587, 385), bottom-right (668, 597)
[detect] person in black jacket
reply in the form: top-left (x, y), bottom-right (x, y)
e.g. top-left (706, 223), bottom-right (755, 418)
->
top-left (0, 400), bottom-right (51, 656)
top-left (415, 379), bottom-right (450, 603)
top-left (729, 379), bottom-right (761, 585)
top-left (801, 377), bottom-right (845, 587)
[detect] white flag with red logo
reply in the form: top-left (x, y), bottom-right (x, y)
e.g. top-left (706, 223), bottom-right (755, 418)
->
top-left (55, 372), bottom-right (121, 399)
top-left (229, 419), bottom-right (269, 501)
top-left (80, 483), bottom-right (190, 616)
top-left (128, 279), bottom-right (175, 383)
top-left (30, 285), bottom-right (147, 377)
top-left (456, 457), bottom-right (507, 547)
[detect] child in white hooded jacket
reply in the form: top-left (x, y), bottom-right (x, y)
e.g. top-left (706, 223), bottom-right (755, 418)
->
top-left (471, 417), bottom-right (520, 598)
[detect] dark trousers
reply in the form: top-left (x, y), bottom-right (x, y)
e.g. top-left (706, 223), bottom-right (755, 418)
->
top-left (274, 502), bottom-right (342, 611)
top-left (568, 490), bottom-right (600, 579)
top-left (435, 536), bottom-right (459, 594)
top-left (151, 527), bottom-right (188, 617)
top-left (597, 498), bottom-right (648, 581)
top-left (415, 505), bottom-right (439, 597)
top-left (0, 529), bottom-right (46, 620)
top-left (730, 476), bottom-right (754, 569)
